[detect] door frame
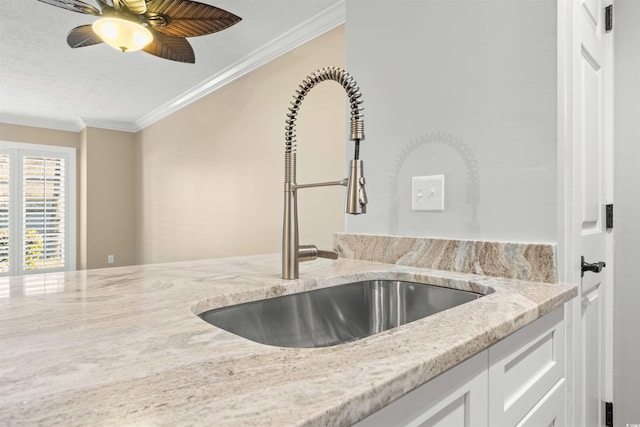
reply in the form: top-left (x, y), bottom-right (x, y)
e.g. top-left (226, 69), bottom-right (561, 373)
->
top-left (557, 0), bottom-right (614, 425)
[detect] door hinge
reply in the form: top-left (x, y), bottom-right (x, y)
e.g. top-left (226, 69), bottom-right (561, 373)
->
top-left (606, 401), bottom-right (613, 427)
top-left (605, 5), bottom-right (613, 32)
top-left (606, 204), bottom-right (614, 229)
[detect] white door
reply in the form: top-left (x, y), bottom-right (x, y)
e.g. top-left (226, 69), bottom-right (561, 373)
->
top-left (572, 0), bottom-right (614, 426)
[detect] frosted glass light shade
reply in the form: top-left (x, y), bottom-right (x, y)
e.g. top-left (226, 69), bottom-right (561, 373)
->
top-left (92, 17), bottom-right (153, 52)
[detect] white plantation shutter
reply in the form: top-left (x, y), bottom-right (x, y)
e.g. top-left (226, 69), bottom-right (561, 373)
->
top-left (0, 153), bottom-right (9, 274)
top-left (0, 142), bottom-right (75, 277)
top-left (22, 155), bottom-right (66, 271)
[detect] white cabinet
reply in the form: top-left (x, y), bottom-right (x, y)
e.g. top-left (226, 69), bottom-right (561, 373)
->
top-left (514, 379), bottom-right (566, 427)
top-left (355, 307), bottom-right (565, 427)
top-left (354, 350), bottom-right (488, 427)
top-left (489, 307), bottom-right (565, 426)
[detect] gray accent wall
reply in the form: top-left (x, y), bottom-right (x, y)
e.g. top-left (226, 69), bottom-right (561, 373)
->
top-left (345, 0), bottom-right (557, 243)
top-left (614, 0), bottom-right (640, 423)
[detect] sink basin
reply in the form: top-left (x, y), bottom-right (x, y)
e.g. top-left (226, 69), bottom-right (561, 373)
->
top-left (198, 280), bottom-right (482, 348)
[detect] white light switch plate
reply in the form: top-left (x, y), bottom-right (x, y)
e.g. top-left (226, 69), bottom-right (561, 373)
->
top-left (412, 175), bottom-right (444, 211)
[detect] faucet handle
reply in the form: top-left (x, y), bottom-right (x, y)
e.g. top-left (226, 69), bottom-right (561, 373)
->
top-left (358, 176), bottom-right (368, 206)
top-left (317, 249), bottom-right (339, 260)
top-left (298, 245), bottom-right (338, 262)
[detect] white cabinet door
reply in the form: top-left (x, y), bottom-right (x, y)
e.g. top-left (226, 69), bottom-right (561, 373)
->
top-left (489, 307), bottom-right (565, 427)
top-left (516, 378), bottom-right (567, 427)
top-left (516, 378), bottom-right (566, 427)
top-left (355, 350), bottom-right (488, 427)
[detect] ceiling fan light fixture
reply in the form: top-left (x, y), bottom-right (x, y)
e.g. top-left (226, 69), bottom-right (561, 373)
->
top-left (92, 17), bottom-right (153, 53)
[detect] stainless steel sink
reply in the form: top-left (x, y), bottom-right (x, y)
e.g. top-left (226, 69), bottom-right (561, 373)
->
top-left (198, 280), bottom-right (482, 348)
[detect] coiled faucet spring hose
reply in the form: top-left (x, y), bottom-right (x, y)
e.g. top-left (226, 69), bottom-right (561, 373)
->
top-left (284, 67), bottom-right (365, 184)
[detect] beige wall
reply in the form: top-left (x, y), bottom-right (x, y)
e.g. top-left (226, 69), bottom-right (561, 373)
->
top-left (0, 123), bottom-right (80, 149)
top-left (82, 127), bottom-right (136, 269)
top-left (135, 26), bottom-right (346, 264)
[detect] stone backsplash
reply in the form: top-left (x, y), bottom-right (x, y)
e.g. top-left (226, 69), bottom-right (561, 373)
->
top-left (334, 233), bottom-right (557, 283)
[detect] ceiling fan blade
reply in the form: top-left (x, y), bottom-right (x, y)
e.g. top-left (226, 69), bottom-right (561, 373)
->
top-left (111, 0), bottom-right (125, 10)
top-left (35, 0), bottom-right (101, 15)
top-left (66, 25), bottom-right (104, 48)
top-left (143, 31), bottom-right (195, 63)
top-left (112, 0), bottom-right (145, 14)
top-left (122, 0), bottom-right (146, 14)
top-left (145, 0), bottom-right (241, 38)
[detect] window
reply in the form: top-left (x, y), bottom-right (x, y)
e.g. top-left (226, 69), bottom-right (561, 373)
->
top-left (0, 154), bottom-right (9, 273)
top-left (0, 142), bottom-right (76, 276)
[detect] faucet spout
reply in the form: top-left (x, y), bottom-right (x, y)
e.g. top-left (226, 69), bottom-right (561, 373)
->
top-left (281, 67), bottom-right (367, 280)
top-left (346, 159), bottom-right (367, 214)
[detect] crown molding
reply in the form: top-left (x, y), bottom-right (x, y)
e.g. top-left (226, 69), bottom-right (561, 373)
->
top-left (134, 0), bottom-right (346, 131)
top-left (81, 118), bottom-right (139, 133)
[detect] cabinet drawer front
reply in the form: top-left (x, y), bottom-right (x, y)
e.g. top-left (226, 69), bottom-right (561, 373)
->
top-left (489, 307), bottom-right (565, 427)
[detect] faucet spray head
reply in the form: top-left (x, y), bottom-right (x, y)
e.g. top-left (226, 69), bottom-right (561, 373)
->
top-left (346, 159), bottom-right (367, 214)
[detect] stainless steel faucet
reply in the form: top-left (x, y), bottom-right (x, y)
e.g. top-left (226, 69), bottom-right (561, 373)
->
top-left (282, 67), bottom-right (368, 280)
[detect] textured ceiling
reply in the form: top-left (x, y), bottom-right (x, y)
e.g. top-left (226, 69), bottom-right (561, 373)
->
top-left (0, 0), bottom-right (343, 132)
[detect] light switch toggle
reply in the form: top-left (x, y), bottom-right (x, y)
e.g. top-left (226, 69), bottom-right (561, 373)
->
top-left (412, 175), bottom-right (444, 211)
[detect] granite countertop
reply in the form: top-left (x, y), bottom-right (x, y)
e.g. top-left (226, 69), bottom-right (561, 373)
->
top-left (0, 254), bottom-right (576, 426)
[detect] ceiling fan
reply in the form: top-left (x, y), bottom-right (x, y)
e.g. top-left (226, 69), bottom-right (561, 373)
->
top-left (35, 0), bottom-right (242, 63)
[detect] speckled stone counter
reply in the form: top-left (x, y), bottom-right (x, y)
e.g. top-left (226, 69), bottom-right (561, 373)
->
top-left (0, 253), bottom-right (576, 426)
